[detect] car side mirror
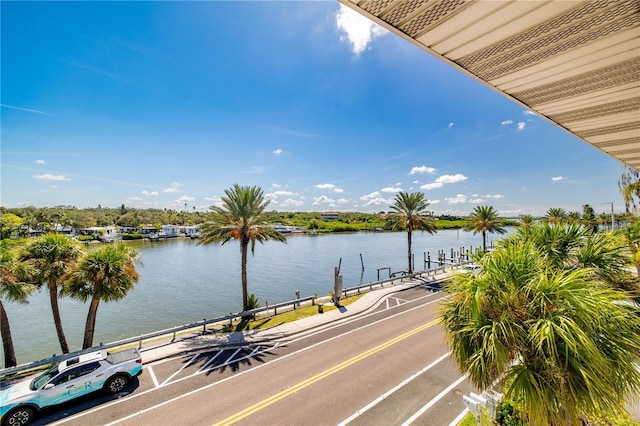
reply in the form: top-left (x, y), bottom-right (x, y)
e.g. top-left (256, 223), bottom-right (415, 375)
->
top-left (43, 384), bottom-right (54, 390)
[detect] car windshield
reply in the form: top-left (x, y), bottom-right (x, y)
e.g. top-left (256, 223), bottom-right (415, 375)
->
top-left (30, 366), bottom-right (59, 390)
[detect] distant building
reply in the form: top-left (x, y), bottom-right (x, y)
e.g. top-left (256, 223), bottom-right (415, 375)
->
top-left (321, 211), bottom-right (339, 221)
top-left (183, 225), bottom-right (201, 238)
top-left (161, 224), bottom-right (180, 237)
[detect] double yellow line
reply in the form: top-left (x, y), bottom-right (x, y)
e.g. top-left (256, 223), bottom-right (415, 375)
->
top-left (214, 318), bottom-right (441, 426)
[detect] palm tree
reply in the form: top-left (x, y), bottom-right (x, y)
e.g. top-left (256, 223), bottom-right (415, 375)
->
top-left (440, 228), bottom-right (640, 424)
top-left (0, 243), bottom-right (36, 367)
top-left (21, 233), bottom-right (83, 353)
top-left (386, 192), bottom-right (436, 273)
top-left (199, 184), bottom-right (286, 313)
top-left (566, 211), bottom-right (582, 224)
top-left (63, 243), bottom-right (140, 349)
top-left (620, 221), bottom-right (640, 278)
top-left (619, 165), bottom-right (640, 214)
top-left (464, 205), bottom-right (506, 252)
top-left (544, 207), bottom-right (567, 224)
top-left (582, 204), bottom-right (598, 233)
top-left (519, 215), bottom-right (535, 228)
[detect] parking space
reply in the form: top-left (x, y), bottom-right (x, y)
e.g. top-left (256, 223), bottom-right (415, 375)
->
top-left (143, 343), bottom-right (282, 389)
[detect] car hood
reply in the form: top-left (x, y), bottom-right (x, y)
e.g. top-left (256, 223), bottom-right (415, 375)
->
top-left (1, 379), bottom-right (34, 405)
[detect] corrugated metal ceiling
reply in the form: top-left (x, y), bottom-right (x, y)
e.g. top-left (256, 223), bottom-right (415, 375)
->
top-left (339, 0), bottom-right (640, 170)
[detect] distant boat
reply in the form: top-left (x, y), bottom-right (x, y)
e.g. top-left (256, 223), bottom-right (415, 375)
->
top-left (147, 232), bottom-right (167, 241)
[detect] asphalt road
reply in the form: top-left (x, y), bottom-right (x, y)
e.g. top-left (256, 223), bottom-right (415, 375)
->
top-left (38, 285), bottom-right (474, 426)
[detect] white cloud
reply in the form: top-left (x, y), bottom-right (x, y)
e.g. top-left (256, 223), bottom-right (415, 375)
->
top-left (33, 173), bottom-right (70, 181)
top-left (164, 182), bottom-right (181, 193)
top-left (174, 196), bottom-right (195, 204)
top-left (381, 186), bottom-right (402, 193)
top-left (409, 165), bottom-right (436, 175)
top-left (280, 198), bottom-right (305, 207)
top-left (469, 197), bottom-right (484, 204)
top-left (484, 194), bottom-right (504, 199)
top-left (266, 190), bottom-right (295, 201)
top-left (552, 176), bottom-right (566, 182)
top-left (273, 149), bottom-right (283, 155)
top-left (313, 195), bottom-right (335, 205)
top-left (35, 159), bottom-right (45, 164)
top-left (50, 185), bottom-right (58, 189)
top-left (142, 190), bottom-right (158, 196)
top-left (420, 173), bottom-right (467, 190)
top-left (336, 4), bottom-right (388, 55)
top-left (517, 122), bottom-right (526, 131)
top-left (523, 110), bottom-right (536, 116)
top-left (204, 196), bottom-right (223, 207)
top-left (337, 198), bottom-right (350, 204)
top-left (360, 191), bottom-right (380, 201)
top-left (272, 183), bottom-right (282, 188)
top-left (448, 122), bottom-right (454, 128)
top-left (446, 194), bottom-right (467, 204)
top-left (316, 183), bottom-right (343, 193)
top-left (429, 199), bottom-right (441, 205)
top-left (501, 120), bottom-right (513, 125)
top-left (363, 197), bottom-right (390, 206)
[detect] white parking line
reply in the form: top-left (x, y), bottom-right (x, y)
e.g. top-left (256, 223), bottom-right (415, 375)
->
top-left (146, 366), bottom-right (160, 389)
top-left (401, 374), bottom-right (469, 426)
top-left (214, 348), bottom-right (242, 370)
top-left (337, 352), bottom-right (451, 426)
top-left (161, 353), bottom-right (200, 386)
top-left (448, 408), bottom-right (470, 426)
top-left (197, 349), bottom-right (225, 372)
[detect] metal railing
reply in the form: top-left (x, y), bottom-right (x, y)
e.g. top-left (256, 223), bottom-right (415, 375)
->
top-left (0, 263), bottom-right (465, 378)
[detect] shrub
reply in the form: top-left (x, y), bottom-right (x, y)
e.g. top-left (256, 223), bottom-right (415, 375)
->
top-left (121, 233), bottom-right (144, 240)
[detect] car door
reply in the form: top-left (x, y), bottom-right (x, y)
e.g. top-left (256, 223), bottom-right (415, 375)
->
top-left (40, 362), bottom-right (102, 405)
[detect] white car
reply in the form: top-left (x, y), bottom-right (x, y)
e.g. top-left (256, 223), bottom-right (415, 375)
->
top-left (1, 349), bottom-right (142, 426)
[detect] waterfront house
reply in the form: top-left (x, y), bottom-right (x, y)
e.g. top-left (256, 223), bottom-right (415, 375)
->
top-left (162, 224), bottom-right (180, 237)
top-left (321, 211), bottom-right (339, 221)
top-left (183, 225), bottom-right (201, 238)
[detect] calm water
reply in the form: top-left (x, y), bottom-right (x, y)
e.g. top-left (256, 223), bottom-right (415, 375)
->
top-left (4, 229), bottom-right (502, 366)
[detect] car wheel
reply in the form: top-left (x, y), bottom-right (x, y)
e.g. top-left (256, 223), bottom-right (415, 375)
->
top-left (3, 406), bottom-right (35, 426)
top-left (104, 375), bottom-right (129, 394)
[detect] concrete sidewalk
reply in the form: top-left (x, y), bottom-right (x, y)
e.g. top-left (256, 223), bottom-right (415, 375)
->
top-left (139, 277), bottom-right (440, 364)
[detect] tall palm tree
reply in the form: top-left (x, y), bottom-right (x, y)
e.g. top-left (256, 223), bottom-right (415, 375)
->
top-left (21, 233), bottom-right (83, 353)
top-left (464, 205), bottom-right (506, 252)
top-left (440, 229), bottom-right (640, 424)
top-left (199, 184), bottom-right (286, 313)
top-left (386, 192), bottom-right (436, 273)
top-left (63, 243), bottom-right (140, 349)
top-left (544, 207), bottom-right (567, 224)
top-left (619, 165), bottom-right (640, 214)
top-left (582, 203), bottom-right (598, 233)
top-left (0, 243), bottom-right (36, 367)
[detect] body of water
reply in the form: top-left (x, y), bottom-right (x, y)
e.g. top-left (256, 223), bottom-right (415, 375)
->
top-left (4, 229), bottom-right (505, 366)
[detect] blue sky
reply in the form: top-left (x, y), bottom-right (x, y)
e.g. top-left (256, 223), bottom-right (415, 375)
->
top-left (1, 1), bottom-right (626, 217)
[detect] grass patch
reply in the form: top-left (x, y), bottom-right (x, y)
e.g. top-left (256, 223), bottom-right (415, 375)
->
top-left (222, 294), bottom-right (365, 332)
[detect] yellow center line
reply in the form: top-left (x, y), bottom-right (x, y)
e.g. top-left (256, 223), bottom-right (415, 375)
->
top-left (213, 318), bottom-right (442, 426)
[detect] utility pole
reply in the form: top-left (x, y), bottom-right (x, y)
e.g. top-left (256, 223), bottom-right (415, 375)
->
top-left (602, 202), bottom-right (614, 230)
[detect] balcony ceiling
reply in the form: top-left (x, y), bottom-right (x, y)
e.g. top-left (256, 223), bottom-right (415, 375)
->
top-left (339, 0), bottom-right (640, 171)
